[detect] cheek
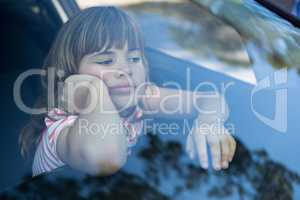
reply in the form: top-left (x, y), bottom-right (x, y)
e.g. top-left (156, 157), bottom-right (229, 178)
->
top-left (79, 65), bottom-right (111, 81)
top-left (79, 65), bottom-right (99, 76)
top-left (101, 73), bottom-right (114, 84)
top-left (133, 66), bottom-right (146, 82)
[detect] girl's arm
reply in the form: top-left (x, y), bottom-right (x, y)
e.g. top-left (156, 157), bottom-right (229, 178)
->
top-left (141, 85), bottom-right (228, 122)
top-left (141, 85), bottom-right (235, 170)
top-left (56, 75), bottom-right (128, 176)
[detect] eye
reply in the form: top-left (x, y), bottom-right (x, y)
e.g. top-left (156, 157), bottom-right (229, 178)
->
top-left (95, 59), bottom-right (113, 65)
top-left (128, 56), bottom-right (141, 63)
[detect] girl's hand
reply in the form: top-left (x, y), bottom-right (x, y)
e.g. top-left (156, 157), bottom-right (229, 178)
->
top-left (62, 74), bottom-right (109, 114)
top-left (185, 118), bottom-right (236, 170)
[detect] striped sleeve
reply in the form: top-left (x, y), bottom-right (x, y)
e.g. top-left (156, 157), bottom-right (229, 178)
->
top-left (32, 108), bottom-right (78, 177)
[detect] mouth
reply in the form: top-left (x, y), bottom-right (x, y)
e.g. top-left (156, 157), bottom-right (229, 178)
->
top-left (109, 84), bottom-right (135, 94)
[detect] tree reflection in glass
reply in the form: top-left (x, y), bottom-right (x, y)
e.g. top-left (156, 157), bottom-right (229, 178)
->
top-left (2, 133), bottom-right (299, 200)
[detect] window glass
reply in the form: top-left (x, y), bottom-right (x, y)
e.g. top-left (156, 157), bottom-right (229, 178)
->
top-left (76, 0), bottom-right (255, 83)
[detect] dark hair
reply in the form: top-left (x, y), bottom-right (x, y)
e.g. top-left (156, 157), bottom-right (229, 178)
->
top-left (19, 6), bottom-right (148, 158)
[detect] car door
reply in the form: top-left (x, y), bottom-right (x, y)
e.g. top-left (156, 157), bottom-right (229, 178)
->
top-left (1, 0), bottom-right (300, 199)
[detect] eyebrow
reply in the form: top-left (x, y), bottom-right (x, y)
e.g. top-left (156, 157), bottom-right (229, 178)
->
top-left (91, 48), bottom-right (141, 58)
top-left (92, 50), bottom-right (115, 57)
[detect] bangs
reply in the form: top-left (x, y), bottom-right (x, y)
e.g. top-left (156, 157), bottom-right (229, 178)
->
top-left (82, 7), bottom-right (144, 55)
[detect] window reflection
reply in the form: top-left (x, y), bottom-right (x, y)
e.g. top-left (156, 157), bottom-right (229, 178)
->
top-left (2, 133), bottom-right (300, 199)
top-left (76, 0), bottom-right (255, 83)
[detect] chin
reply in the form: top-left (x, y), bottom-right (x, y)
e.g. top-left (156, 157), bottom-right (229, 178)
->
top-left (111, 93), bottom-right (137, 111)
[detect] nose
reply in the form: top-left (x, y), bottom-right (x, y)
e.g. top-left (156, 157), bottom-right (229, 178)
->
top-left (115, 66), bottom-right (132, 78)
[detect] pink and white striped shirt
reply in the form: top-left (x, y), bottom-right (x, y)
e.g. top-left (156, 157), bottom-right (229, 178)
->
top-left (32, 107), bottom-right (143, 177)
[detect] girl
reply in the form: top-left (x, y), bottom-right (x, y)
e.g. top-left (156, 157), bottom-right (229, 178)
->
top-left (19, 6), bottom-right (236, 177)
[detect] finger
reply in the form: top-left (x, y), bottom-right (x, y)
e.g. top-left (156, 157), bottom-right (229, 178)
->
top-left (222, 128), bottom-right (236, 163)
top-left (63, 75), bottom-right (95, 95)
top-left (228, 135), bottom-right (236, 162)
top-left (63, 76), bottom-right (99, 114)
top-left (185, 134), bottom-right (193, 159)
top-left (186, 133), bottom-right (195, 160)
top-left (207, 135), bottom-right (221, 170)
top-left (65, 74), bottom-right (102, 85)
top-left (64, 74), bottom-right (89, 83)
top-left (220, 136), bottom-right (230, 169)
top-left (194, 129), bottom-right (208, 169)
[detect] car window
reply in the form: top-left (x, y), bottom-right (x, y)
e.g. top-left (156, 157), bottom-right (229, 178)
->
top-left (2, 1), bottom-right (300, 200)
top-left (76, 0), bottom-right (255, 84)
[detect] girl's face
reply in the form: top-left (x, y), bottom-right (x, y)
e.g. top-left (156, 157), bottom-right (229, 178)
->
top-left (78, 42), bottom-right (147, 110)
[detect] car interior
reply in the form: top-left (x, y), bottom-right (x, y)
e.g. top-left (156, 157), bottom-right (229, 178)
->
top-left (0, 0), bottom-right (63, 190)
